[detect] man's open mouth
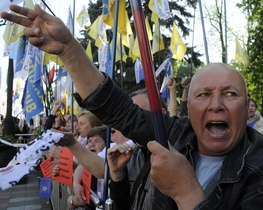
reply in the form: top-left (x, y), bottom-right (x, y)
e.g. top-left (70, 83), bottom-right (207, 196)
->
top-left (206, 122), bottom-right (228, 135)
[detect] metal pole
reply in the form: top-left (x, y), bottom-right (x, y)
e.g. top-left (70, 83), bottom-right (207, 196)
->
top-left (224, 0), bottom-right (227, 63)
top-left (198, 0), bottom-right (210, 64)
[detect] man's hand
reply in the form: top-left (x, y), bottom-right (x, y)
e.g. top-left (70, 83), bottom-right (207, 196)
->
top-left (1, 4), bottom-right (73, 56)
top-left (147, 141), bottom-right (205, 209)
top-left (107, 143), bottom-right (135, 182)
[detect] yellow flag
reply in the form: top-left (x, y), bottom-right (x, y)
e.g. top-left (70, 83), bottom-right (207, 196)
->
top-left (148, 0), bottom-right (159, 23)
top-left (152, 20), bottom-right (164, 55)
top-left (170, 22), bottom-right (186, 60)
top-left (88, 16), bottom-right (101, 40)
top-left (242, 36), bottom-right (249, 67)
top-left (235, 36), bottom-right (243, 61)
top-left (145, 17), bottom-right (153, 41)
top-left (44, 53), bottom-right (62, 66)
top-left (61, 91), bottom-right (68, 115)
top-left (132, 37), bottom-right (140, 59)
top-left (103, 0), bottom-right (126, 35)
top-left (86, 41), bottom-right (93, 61)
top-left (76, 5), bottom-right (91, 27)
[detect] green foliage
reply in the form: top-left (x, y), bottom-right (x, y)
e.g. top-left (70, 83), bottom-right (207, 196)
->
top-left (238, 0), bottom-right (263, 111)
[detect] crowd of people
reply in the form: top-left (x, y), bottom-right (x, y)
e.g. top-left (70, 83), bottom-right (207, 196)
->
top-left (1, 4), bottom-right (263, 210)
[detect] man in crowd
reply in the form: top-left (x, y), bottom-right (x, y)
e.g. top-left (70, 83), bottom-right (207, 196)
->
top-left (2, 5), bottom-right (263, 209)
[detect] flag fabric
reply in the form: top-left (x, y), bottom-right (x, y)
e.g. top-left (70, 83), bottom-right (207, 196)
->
top-left (24, 46), bottom-right (44, 123)
top-left (113, 33), bottom-right (127, 63)
top-left (88, 16), bottom-right (107, 48)
top-left (148, 0), bottom-right (170, 23)
top-left (235, 36), bottom-right (243, 61)
top-left (98, 42), bottom-right (109, 73)
top-left (170, 22), bottom-right (186, 60)
top-left (48, 65), bottom-right (56, 83)
top-left (57, 65), bottom-right (68, 83)
top-left (76, 5), bottom-right (91, 28)
top-left (145, 17), bottom-right (153, 41)
top-left (134, 58), bottom-right (145, 83)
top-left (39, 177), bottom-right (52, 198)
top-left (0, 131), bottom-right (64, 190)
top-left (132, 37), bottom-right (140, 59)
top-left (34, 48), bottom-right (44, 83)
top-left (242, 35), bottom-right (249, 67)
top-left (21, 77), bottom-right (28, 110)
top-left (102, 0), bottom-right (126, 35)
top-left (61, 92), bottom-right (68, 115)
top-left (66, 7), bottom-right (74, 34)
top-left (86, 41), bottom-right (93, 61)
top-left (152, 20), bottom-right (164, 55)
top-left (0, 0), bottom-right (25, 12)
top-left (13, 79), bottom-right (21, 102)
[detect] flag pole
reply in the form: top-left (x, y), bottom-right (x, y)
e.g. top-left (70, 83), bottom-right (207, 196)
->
top-left (129, 0), bottom-right (168, 148)
top-left (71, 0), bottom-right (76, 132)
top-left (198, 0), bottom-right (210, 64)
top-left (102, 0), bottom-right (121, 209)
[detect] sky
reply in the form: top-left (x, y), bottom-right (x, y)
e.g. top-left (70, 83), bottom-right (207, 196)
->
top-left (0, 0), bottom-right (247, 114)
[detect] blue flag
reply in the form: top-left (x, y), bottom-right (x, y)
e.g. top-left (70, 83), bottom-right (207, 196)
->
top-left (25, 47), bottom-right (44, 123)
top-left (39, 177), bottom-right (52, 198)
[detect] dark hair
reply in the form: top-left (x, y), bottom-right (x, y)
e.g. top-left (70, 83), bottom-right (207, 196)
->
top-left (87, 125), bottom-right (107, 143)
top-left (129, 88), bottom-right (168, 112)
top-left (250, 98), bottom-right (257, 109)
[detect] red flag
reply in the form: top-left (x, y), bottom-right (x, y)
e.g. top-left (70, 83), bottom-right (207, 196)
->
top-left (48, 65), bottom-right (55, 82)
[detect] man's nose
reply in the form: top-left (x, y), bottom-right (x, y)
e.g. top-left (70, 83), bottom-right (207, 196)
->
top-left (208, 95), bottom-right (225, 112)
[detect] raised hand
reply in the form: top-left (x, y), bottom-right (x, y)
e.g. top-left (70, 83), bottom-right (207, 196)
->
top-left (107, 143), bottom-right (135, 182)
top-left (1, 4), bottom-right (73, 55)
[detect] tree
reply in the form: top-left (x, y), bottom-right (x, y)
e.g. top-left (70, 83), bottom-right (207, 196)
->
top-left (237, 0), bottom-right (263, 111)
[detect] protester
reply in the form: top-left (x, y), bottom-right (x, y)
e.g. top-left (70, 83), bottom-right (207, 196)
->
top-left (2, 5), bottom-right (263, 209)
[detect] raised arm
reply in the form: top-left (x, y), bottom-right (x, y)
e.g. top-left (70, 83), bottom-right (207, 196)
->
top-left (1, 4), bottom-right (105, 99)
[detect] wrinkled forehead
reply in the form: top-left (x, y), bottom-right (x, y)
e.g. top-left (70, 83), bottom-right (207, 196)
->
top-left (190, 64), bottom-right (247, 95)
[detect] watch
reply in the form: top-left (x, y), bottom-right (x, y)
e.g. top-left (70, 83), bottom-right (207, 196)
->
top-left (70, 196), bottom-right (76, 209)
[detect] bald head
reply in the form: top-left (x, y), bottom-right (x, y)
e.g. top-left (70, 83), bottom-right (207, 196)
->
top-left (187, 63), bottom-right (249, 156)
top-left (189, 63), bottom-right (247, 98)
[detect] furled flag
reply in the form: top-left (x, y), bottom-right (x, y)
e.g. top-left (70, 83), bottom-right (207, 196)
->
top-left (13, 79), bottom-right (21, 102)
top-left (148, 0), bottom-right (171, 23)
top-left (98, 42), bottom-right (109, 73)
top-left (152, 20), bottom-right (164, 55)
top-left (66, 7), bottom-right (74, 34)
top-left (235, 36), bottom-right (243, 62)
top-left (86, 41), bottom-right (93, 61)
top-left (48, 65), bottom-right (56, 83)
top-left (134, 58), bottom-right (145, 84)
top-left (102, 0), bottom-right (126, 35)
top-left (132, 37), bottom-right (140, 59)
top-left (112, 33), bottom-right (128, 63)
top-left (145, 17), bottom-right (153, 41)
top-left (61, 91), bottom-right (68, 115)
top-left (170, 22), bottom-right (186, 61)
top-left (76, 5), bottom-right (91, 28)
top-left (242, 36), bottom-right (249, 67)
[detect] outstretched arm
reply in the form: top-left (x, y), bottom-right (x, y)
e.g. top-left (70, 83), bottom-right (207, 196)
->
top-left (1, 4), bottom-right (105, 100)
